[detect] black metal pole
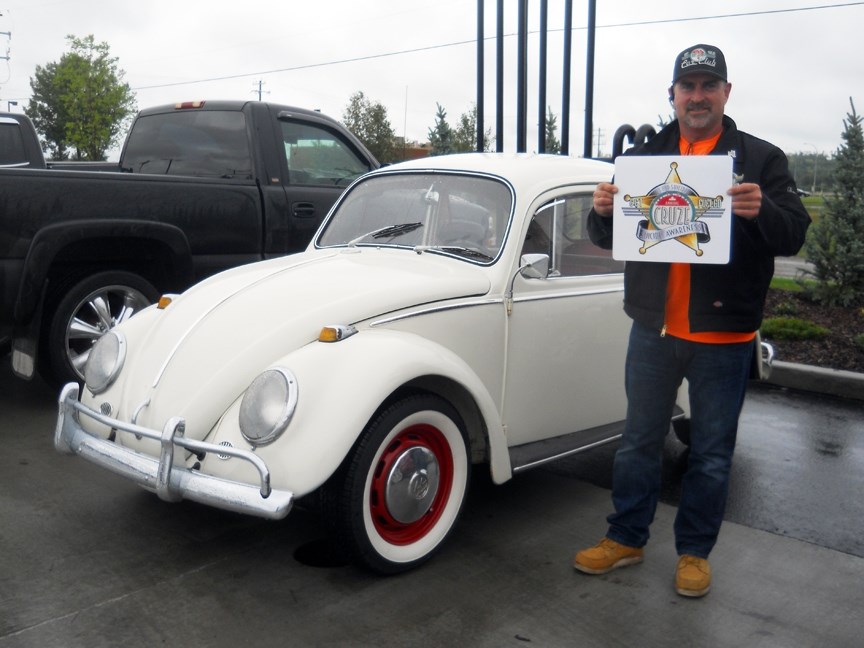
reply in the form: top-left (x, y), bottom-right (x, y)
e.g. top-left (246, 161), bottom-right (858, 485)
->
top-left (476, 0), bottom-right (485, 152)
top-left (496, 0), bottom-right (504, 152)
top-left (561, 0), bottom-right (572, 155)
top-left (538, 0), bottom-right (548, 153)
top-left (583, 0), bottom-right (596, 158)
top-left (516, 0), bottom-right (528, 152)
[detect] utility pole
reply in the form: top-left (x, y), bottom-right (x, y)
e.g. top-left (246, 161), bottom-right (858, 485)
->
top-left (251, 80), bottom-right (269, 101)
top-left (594, 127), bottom-right (604, 158)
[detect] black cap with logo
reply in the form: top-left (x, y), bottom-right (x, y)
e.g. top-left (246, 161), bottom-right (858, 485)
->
top-left (672, 44), bottom-right (727, 83)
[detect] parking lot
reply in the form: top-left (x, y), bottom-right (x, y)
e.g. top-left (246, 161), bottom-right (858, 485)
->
top-left (2, 362), bottom-right (863, 647)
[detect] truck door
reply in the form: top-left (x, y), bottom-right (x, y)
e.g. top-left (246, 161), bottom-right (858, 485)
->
top-left (265, 118), bottom-right (376, 256)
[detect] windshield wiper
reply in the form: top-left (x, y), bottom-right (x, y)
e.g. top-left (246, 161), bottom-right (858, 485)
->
top-left (414, 245), bottom-right (494, 261)
top-left (348, 222), bottom-right (423, 247)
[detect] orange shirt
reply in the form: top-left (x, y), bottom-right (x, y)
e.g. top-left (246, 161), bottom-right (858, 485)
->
top-left (664, 133), bottom-right (756, 344)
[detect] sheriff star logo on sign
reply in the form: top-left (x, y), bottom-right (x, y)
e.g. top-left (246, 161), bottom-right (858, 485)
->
top-left (622, 161), bottom-right (724, 257)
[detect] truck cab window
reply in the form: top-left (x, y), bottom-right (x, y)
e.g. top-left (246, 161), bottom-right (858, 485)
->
top-left (280, 121), bottom-right (371, 187)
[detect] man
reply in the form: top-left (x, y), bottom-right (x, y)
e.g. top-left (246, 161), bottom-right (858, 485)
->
top-left (573, 44), bottom-right (810, 597)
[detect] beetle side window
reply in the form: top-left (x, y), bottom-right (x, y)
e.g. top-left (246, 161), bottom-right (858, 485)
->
top-left (280, 121), bottom-right (371, 187)
top-left (522, 193), bottom-right (624, 276)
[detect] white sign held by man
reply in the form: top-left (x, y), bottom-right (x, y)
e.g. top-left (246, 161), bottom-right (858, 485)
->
top-left (612, 155), bottom-right (733, 264)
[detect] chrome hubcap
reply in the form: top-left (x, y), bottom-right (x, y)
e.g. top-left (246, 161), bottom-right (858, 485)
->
top-left (384, 446), bottom-right (440, 524)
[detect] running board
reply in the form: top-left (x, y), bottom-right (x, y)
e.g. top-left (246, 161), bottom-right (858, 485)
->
top-left (509, 406), bottom-right (686, 474)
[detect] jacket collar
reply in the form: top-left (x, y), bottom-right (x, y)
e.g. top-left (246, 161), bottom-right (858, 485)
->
top-left (644, 114), bottom-right (738, 156)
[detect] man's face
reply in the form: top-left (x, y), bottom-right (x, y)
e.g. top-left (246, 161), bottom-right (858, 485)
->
top-left (670, 73), bottom-right (731, 137)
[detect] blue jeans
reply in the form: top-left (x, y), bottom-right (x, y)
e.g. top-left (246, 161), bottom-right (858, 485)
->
top-left (606, 321), bottom-right (753, 558)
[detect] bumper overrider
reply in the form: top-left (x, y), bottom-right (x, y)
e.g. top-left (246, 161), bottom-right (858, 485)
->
top-left (54, 383), bottom-right (294, 520)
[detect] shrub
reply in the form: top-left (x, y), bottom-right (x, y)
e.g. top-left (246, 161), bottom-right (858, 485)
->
top-left (761, 317), bottom-right (829, 341)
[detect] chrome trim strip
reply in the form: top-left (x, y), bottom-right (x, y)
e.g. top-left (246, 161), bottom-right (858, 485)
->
top-left (511, 285), bottom-right (624, 304)
top-left (370, 297), bottom-right (502, 327)
top-left (369, 284), bottom-right (622, 327)
top-left (54, 383), bottom-right (293, 520)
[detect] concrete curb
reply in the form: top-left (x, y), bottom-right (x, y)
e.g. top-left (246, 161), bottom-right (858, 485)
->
top-left (765, 360), bottom-right (864, 401)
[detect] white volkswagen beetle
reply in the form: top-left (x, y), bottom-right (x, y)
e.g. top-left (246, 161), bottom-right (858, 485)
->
top-left (55, 153), bottom-right (689, 573)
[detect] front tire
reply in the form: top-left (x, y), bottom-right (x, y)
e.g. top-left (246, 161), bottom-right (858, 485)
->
top-left (325, 394), bottom-right (470, 574)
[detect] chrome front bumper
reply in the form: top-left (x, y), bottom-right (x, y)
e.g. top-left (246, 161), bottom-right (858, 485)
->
top-left (54, 383), bottom-right (293, 520)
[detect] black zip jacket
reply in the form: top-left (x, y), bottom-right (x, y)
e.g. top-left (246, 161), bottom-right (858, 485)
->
top-left (587, 115), bottom-right (811, 334)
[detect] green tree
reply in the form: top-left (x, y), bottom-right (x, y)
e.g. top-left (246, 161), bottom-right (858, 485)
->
top-left (428, 103), bottom-right (454, 156)
top-left (341, 91), bottom-right (396, 163)
top-left (805, 98), bottom-right (864, 307)
top-left (544, 106), bottom-right (561, 154)
top-left (26, 35), bottom-right (136, 160)
top-left (452, 103), bottom-right (492, 153)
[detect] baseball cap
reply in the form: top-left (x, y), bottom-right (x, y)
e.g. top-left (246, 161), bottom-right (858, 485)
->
top-left (672, 44), bottom-right (727, 83)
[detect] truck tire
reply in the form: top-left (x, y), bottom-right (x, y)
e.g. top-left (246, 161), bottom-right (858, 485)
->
top-left (44, 271), bottom-right (159, 387)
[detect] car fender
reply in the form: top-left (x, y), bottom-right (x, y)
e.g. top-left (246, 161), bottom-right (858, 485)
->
top-left (200, 328), bottom-right (512, 496)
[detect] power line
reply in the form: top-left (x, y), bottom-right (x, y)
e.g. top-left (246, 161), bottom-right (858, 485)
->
top-left (131, 2), bottom-right (864, 92)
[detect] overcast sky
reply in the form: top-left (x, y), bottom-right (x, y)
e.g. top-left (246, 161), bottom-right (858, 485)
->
top-left (1, 0), bottom-right (861, 159)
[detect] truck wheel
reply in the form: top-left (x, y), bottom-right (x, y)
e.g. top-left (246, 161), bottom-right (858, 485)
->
top-left (325, 394), bottom-right (470, 574)
top-left (45, 271), bottom-right (159, 386)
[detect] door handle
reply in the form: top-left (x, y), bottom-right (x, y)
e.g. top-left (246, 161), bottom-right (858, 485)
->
top-left (292, 202), bottom-right (316, 218)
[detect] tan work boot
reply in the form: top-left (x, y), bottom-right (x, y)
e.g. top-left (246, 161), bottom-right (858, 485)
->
top-left (675, 555), bottom-right (711, 597)
top-left (573, 538), bottom-right (644, 574)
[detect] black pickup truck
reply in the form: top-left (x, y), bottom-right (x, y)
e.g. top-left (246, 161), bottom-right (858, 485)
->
top-left (0, 101), bottom-right (378, 386)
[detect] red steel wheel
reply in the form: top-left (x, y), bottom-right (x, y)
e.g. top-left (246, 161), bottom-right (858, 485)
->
top-left (326, 394), bottom-right (470, 573)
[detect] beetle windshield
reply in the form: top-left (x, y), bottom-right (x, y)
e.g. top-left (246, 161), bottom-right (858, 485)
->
top-left (316, 171), bottom-right (513, 263)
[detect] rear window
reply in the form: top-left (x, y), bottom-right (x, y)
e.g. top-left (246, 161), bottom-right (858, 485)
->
top-left (0, 120), bottom-right (29, 166)
top-left (122, 110), bottom-right (253, 178)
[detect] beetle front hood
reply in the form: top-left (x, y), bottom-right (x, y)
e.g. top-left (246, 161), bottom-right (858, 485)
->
top-left (112, 248), bottom-right (491, 438)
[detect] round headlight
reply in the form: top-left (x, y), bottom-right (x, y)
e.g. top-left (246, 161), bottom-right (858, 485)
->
top-left (239, 368), bottom-right (299, 446)
top-left (84, 330), bottom-right (127, 394)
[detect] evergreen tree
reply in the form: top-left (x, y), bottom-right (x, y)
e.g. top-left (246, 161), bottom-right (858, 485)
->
top-left (544, 106), bottom-right (561, 154)
top-left (341, 91), bottom-right (396, 163)
top-left (452, 104), bottom-right (492, 153)
top-left (26, 35), bottom-right (136, 160)
top-left (805, 98), bottom-right (864, 307)
top-left (428, 103), bottom-right (453, 156)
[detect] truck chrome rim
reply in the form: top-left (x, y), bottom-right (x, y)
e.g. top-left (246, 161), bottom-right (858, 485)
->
top-left (66, 285), bottom-right (152, 379)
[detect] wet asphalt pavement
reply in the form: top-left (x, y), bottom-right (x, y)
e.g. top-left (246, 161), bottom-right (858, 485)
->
top-left (549, 381), bottom-right (864, 558)
top-left (1, 362), bottom-right (863, 647)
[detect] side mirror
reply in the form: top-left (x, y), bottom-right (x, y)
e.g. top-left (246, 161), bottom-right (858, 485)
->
top-left (519, 253), bottom-right (550, 279)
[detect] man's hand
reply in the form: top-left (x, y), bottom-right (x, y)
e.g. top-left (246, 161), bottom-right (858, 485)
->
top-left (727, 183), bottom-right (762, 220)
top-left (593, 182), bottom-right (618, 217)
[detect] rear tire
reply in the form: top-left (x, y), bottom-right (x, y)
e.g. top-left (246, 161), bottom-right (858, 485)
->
top-left (44, 271), bottom-right (158, 387)
top-left (324, 394), bottom-right (470, 574)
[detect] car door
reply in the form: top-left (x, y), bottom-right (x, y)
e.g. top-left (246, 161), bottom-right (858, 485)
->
top-left (501, 190), bottom-right (629, 449)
